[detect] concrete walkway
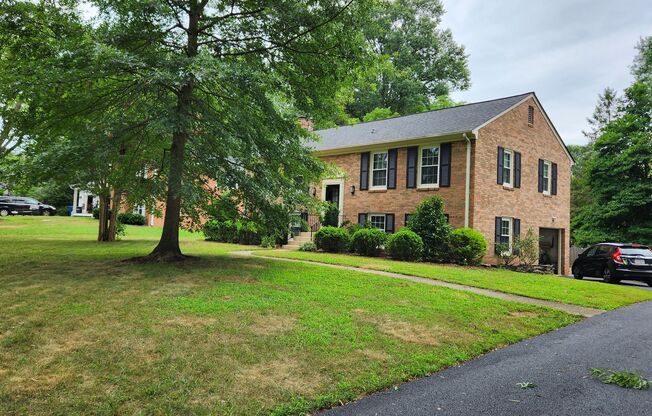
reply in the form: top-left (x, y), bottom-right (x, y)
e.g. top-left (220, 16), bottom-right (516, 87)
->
top-left (320, 300), bottom-right (652, 416)
top-left (231, 251), bottom-right (604, 317)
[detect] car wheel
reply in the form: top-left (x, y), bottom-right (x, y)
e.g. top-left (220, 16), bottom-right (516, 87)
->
top-left (646, 280), bottom-right (652, 288)
top-left (0, 208), bottom-right (9, 217)
top-left (602, 266), bottom-right (620, 284)
top-left (42, 210), bottom-right (51, 216)
top-left (572, 265), bottom-right (583, 279)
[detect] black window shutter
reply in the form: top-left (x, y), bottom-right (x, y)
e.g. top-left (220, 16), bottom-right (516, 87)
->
top-left (497, 146), bottom-right (504, 184)
top-left (439, 143), bottom-right (452, 187)
top-left (406, 146), bottom-right (418, 188)
top-left (513, 218), bottom-right (521, 255)
top-left (404, 213), bottom-right (413, 226)
top-left (385, 214), bottom-right (395, 233)
top-left (495, 217), bottom-right (502, 245)
top-left (538, 159), bottom-right (544, 193)
top-left (551, 162), bottom-right (558, 195)
top-left (360, 152), bottom-right (370, 191)
top-left (387, 148), bottom-right (397, 189)
top-left (358, 213), bottom-right (367, 226)
top-left (513, 218), bottom-right (521, 240)
top-left (514, 151), bottom-right (521, 188)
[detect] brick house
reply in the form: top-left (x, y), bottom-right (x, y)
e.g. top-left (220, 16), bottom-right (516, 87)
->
top-left (307, 92), bottom-right (574, 274)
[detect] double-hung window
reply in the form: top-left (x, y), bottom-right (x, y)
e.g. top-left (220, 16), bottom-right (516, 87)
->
top-left (542, 160), bottom-right (551, 194)
top-left (418, 145), bottom-right (440, 187)
top-left (500, 218), bottom-right (512, 245)
top-left (369, 214), bottom-right (386, 231)
top-left (370, 151), bottom-right (388, 189)
top-left (502, 149), bottom-right (513, 187)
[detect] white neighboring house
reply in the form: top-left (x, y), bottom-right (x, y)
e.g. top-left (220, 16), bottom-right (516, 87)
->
top-left (70, 187), bottom-right (148, 221)
top-left (71, 188), bottom-right (98, 217)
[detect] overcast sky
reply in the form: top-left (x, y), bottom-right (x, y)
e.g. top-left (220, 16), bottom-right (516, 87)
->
top-left (440, 0), bottom-right (652, 145)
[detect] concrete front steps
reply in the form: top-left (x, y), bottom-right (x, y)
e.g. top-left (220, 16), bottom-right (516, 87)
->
top-left (284, 231), bottom-right (313, 250)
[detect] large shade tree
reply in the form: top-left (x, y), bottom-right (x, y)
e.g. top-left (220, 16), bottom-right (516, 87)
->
top-left (1, 1), bottom-right (372, 260)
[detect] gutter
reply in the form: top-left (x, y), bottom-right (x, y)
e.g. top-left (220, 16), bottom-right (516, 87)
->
top-left (463, 133), bottom-right (472, 228)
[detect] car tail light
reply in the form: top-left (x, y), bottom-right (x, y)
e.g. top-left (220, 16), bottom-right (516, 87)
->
top-left (612, 248), bottom-right (623, 263)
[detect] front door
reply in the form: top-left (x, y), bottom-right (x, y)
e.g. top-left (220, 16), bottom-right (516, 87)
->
top-left (325, 184), bottom-right (340, 209)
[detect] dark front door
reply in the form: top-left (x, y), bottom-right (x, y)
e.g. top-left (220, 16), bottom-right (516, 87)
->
top-left (325, 184), bottom-right (340, 208)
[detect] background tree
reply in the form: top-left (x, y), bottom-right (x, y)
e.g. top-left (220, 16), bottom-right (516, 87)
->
top-left (632, 36), bottom-right (652, 83)
top-left (571, 87), bottom-right (625, 243)
top-left (573, 37), bottom-right (652, 246)
top-left (582, 87), bottom-right (623, 143)
top-left (314, 0), bottom-right (469, 127)
top-left (347, 0), bottom-right (469, 119)
top-left (0, 2), bottom-right (164, 240)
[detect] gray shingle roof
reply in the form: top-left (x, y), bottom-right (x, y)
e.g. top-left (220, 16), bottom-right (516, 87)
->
top-left (309, 92), bottom-right (532, 152)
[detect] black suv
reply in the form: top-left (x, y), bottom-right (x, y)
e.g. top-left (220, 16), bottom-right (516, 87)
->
top-left (0, 196), bottom-right (56, 217)
top-left (572, 243), bottom-right (652, 286)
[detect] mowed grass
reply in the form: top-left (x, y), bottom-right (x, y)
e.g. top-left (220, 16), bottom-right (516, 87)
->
top-left (1, 217), bottom-right (579, 415)
top-left (256, 250), bottom-right (652, 310)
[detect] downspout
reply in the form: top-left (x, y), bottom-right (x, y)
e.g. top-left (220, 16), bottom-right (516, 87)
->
top-left (463, 133), bottom-right (472, 228)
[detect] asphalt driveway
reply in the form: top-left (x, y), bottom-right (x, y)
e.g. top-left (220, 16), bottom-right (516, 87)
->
top-left (562, 274), bottom-right (652, 291)
top-left (322, 300), bottom-right (652, 416)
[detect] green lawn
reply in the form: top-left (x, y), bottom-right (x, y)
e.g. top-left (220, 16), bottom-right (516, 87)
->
top-left (256, 250), bottom-right (652, 310)
top-left (0, 217), bottom-right (580, 415)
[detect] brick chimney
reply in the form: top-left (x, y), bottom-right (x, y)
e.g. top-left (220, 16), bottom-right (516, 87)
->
top-left (298, 116), bottom-right (314, 132)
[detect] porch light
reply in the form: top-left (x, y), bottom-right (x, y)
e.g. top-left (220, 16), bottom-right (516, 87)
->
top-left (350, 185), bottom-right (355, 195)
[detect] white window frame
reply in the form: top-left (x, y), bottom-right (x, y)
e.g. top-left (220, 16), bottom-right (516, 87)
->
top-left (369, 150), bottom-right (389, 189)
top-left (368, 213), bottom-right (386, 231)
top-left (417, 144), bottom-right (440, 189)
top-left (502, 148), bottom-right (513, 187)
top-left (542, 160), bottom-right (552, 195)
top-left (133, 205), bottom-right (145, 216)
top-left (500, 217), bottom-right (513, 254)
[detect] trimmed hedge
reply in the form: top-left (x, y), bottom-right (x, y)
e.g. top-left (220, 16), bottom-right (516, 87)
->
top-left (203, 219), bottom-right (262, 245)
top-left (117, 213), bottom-right (146, 226)
top-left (314, 226), bottom-right (350, 253)
top-left (260, 235), bottom-right (276, 248)
top-left (56, 207), bottom-right (70, 216)
top-left (298, 241), bottom-right (317, 252)
top-left (386, 229), bottom-right (423, 261)
top-left (449, 227), bottom-right (487, 265)
top-left (351, 228), bottom-right (387, 257)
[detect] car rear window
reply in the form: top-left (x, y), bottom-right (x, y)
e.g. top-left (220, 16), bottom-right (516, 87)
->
top-left (621, 248), bottom-right (651, 256)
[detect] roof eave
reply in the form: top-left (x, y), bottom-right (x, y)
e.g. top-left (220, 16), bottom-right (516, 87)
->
top-left (311, 130), bottom-right (474, 157)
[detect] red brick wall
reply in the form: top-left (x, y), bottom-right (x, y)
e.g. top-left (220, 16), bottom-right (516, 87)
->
top-left (472, 97), bottom-right (572, 273)
top-left (319, 139), bottom-right (472, 230)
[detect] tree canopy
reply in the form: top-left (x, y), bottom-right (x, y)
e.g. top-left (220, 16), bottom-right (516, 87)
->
top-left (314, 0), bottom-right (469, 127)
top-left (572, 37), bottom-right (652, 246)
top-left (1, 0), bottom-right (375, 259)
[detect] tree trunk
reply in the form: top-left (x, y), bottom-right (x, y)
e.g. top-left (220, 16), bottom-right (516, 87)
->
top-left (97, 194), bottom-right (110, 241)
top-left (107, 189), bottom-right (122, 241)
top-left (140, 1), bottom-right (201, 262)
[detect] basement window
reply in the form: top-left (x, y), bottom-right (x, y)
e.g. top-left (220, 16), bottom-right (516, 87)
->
top-left (369, 214), bottom-right (386, 231)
